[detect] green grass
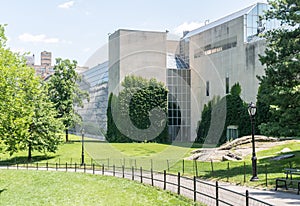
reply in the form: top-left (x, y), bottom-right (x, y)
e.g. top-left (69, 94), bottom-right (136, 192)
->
top-left (0, 169), bottom-right (201, 206)
top-left (1, 136), bottom-right (300, 190)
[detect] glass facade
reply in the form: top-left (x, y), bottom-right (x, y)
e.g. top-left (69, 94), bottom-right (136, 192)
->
top-left (245, 3), bottom-right (280, 42)
top-left (167, 68), bottom-right (191, 141)
top-left (76, 61), bottom-right (109, 139)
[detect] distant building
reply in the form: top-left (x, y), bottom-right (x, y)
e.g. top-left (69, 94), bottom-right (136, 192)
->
top-left (25, 51), bottom-right (54, 79)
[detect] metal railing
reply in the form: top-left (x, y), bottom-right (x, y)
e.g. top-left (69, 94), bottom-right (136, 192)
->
top-left (0, 162), bottom-right (272, 206)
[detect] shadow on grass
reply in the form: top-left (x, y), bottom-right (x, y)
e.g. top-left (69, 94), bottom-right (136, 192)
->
top-left (0, 189), bottom-right (7, 194)
top-left (0, 155), bottom-right (56, 166)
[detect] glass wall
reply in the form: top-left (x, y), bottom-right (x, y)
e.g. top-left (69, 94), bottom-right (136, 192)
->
top-left (76, 61), bottom-right (109, 140)
top-left (245, 3), bottom-right (280, 42)
top-left (167, 68), bottom-right (191, 142)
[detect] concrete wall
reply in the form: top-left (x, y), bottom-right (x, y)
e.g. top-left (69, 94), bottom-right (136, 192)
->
top-left (108, 30), bottom-right (121, 95)
top-left (109, 29), bottom-right (168, 94)
top-left (189, 16), bottom-right (266, 141)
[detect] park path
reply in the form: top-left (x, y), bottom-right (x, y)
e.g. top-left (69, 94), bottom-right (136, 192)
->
top-left (1, 165), bottom-right (300, 206)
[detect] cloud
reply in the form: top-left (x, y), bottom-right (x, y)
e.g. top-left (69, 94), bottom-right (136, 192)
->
top-left (83, 48), bottom-right (91, 52)
top-left (18, 33), bottom-right (60, 44)
top-left (58, 1), bottom-right (74, 9)
top-left (11, 47), bottom-right (26, 54)
top-left (173, 22), bottom-right (204, 36)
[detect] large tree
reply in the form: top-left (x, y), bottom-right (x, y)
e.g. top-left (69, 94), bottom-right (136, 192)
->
top-left (257, 0), bottom-right (300, 137)
top-left (0, 25), bottom-right (64, 159)
top-left (107, 75), bottom-right (168, 143)
top-left (47, 58), bottom-right (89, 141)
top-left (26, 85), bottom-right (64, 160)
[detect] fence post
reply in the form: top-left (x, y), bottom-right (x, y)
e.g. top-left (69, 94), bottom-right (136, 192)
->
top-left (132, 166), bottom-right (134, 180)
top-left (75, 163), bottom-right (77, 172)
top-left (244, 161), bottom-right (246, 183)
top-left (195, 160), bottom-right (198, 177)
top-left (246, 190), bottom-right (249, 206)
top-left (113, 165), bottom-right (115, 176)
top-left (122, 165), bottom-right (125, 178)
top-left (84, 163), bottom-right (86, 173)
top-left (56, 163), bottom-right (58, 171)
top-left (151, 159), bottom-right (153, 171)
top-left (227, 162), bottom-right (230, 182)
top-left (36, 162), bottom-right (38, 170)
top-left (93, 164), bottom-right (95, 174)
top-left (102, 164), bottom-right (104, 175)
top-left (193, 176), bottom-right (196, 202)
top-left (177, 172), bottom-right (180, 195)
top-left (163, 170), bottom-right (166, 190)
top-left (167, 160), bottom-right (170, 172)
top-left (140, 167), bottom-right (143, 183)
top-left (66, 162), bottom-right (68, 172)
top-left (46, 162), bottom-right (48, 171)
top-left (211, 159), bottom-right (214, 175)
top-left (182, 159), bottom-right (185, 175)
top-left (265, 164), bottom-right (268, 187)
top-left (216, 181), bottom-right (219, 206)
top-left (151, 168), bottom-right (154, 186)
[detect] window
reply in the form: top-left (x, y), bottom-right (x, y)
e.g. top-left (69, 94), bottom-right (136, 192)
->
top-left (226, 77), bottom-right (229, 94)
top-left (206, 81), bottom-right (210, 96)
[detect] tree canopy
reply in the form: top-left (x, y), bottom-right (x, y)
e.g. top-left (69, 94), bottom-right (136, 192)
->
top-left (257, 0), bottom-right (300, 137)
top-left (196, 83), bottom-right (250, 145)
top-left (0, 25), bottom-right (63, 159)
top-left (107, 75), bottom-right (168, 143)
top-left (47, 58), bottom-right (89, 141)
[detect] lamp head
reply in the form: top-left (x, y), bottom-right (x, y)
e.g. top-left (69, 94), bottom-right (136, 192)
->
top-left (248, 102), bottom-right (257, 117)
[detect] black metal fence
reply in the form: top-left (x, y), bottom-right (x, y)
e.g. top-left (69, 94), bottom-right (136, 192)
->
top-left (0, 162), bottom-right (272, 206)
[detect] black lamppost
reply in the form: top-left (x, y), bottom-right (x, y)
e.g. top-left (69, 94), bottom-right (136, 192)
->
top-left (81, 128), bottom-right (85, 166)
top-left (248, 102), bottom-right (258, 181)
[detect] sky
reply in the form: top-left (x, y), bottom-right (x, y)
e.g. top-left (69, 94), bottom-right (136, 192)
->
top-left (1, 0), bottom-right (267, 67)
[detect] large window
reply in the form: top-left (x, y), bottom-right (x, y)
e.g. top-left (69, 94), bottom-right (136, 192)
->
top-left (167, 69), bottom-right (191, 141)
top-left (245, 3), bottom-right (280, 42)
top-left (76, 61), bottom-right (109, 140)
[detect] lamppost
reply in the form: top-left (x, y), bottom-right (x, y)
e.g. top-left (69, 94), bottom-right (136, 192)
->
top-left (81, 128), bottom-right (85, 166)
top-left (248, 102), bottom-right (258, 181)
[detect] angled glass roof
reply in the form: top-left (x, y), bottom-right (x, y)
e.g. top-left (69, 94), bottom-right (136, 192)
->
top-left (183, 3), bottom-right (265, 39)
top-left (167, 53), bottom-right (189, 69)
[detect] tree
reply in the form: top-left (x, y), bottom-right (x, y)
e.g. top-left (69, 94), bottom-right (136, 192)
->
top-left (106, 75), bottom-right (168, 143)
top-left (195, 83), bottom-right (250, 145)
top-left (257, 0), bottom-right (300, 137)
top-left (0, 25), bottom-right (34, 155)
top-left (47, 58), bottom-right (89, 141)
top-left (0, 25), bottom-right (64, 159)
top-left (26, 85), bottom-right (64, 160)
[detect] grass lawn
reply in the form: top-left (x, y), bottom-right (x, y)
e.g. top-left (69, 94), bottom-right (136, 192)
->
top-left (0, 169), bottom-right (201, 206)
top-left (1, 135), bottom-right (300, 190)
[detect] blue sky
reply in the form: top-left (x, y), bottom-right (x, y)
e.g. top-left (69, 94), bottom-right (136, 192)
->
top-left (1, 0), bottom-right (267, 67)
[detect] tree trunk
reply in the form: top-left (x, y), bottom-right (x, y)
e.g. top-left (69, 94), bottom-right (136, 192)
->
top-left (66, 129), bottom-right (69, 142)
top-left (28, 142), bottom-right (32, 162)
